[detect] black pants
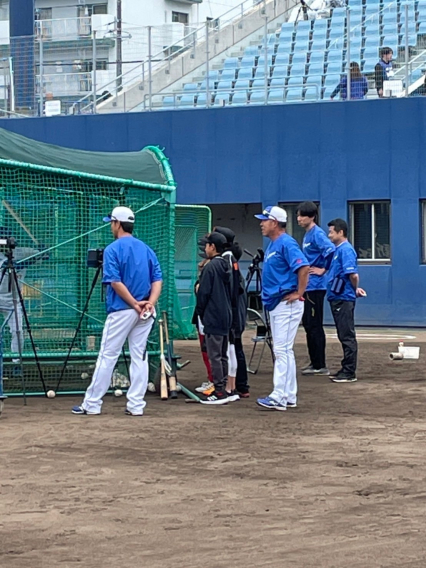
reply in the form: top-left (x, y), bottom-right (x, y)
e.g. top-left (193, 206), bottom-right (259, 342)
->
top-left (302, 290), bottom-right (326, 370)
top-left (205, 334), bottom-right (228, 393)
top-left (330, 300), bottom-right (357, 377)
top-left (235, 335), bottom-right (249, 394)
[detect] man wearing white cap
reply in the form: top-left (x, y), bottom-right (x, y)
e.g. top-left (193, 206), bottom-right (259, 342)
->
top-left (254, 206), bottom-right (309, 411)
top-left (72, 206), bottom-right (162, 416)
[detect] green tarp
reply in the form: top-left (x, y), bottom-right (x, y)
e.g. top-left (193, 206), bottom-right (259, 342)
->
top-left (0, 127), bottom-right (170, 187)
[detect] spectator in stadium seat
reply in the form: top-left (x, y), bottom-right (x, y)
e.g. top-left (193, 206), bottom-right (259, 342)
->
top-left (375, 47), bottom-right (394, 97)
top-left (330, 62), bottom-right (369, 100)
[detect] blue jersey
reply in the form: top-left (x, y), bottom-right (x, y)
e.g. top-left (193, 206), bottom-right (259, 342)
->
top-left (102, 236), bottom-right (162, 314)
top-left (326, 241), bottom-right (358, 302)
top-left (261, 233), bottom-right (309, 312)
top-left (303, 225), bottom-right (336, 292)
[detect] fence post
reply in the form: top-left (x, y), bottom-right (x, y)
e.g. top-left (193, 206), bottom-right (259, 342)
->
top-left (148, 26), bottom-right (152, 111)
top-left (346, 8), bottom-right (351, 101)
top-left (206, 22), bottom-right (210, 108)
top-left (92, 30), bottom-right (97, 113)
top-left (8, 57), bottom-right (15, 113)
top-left (264, 14), bottom-right (268, 104)
top-left (39, 22), bottom-right (44, 116)
top-left (405, 3), bottom-right (409, 97)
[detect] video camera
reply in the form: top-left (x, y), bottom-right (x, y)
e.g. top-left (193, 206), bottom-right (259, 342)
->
top-left (0, 237), bottom-right (17, 250)
top-left (87, 248), bottom-right (104, 268)
top-left (244, 248), bottom-right (264, 279)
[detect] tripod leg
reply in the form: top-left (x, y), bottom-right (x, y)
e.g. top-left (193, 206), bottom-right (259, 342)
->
top-left (55, 265), bottom-right (102, 392)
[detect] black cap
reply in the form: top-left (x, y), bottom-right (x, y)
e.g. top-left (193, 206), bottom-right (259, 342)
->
top-left (214, 226), bottom-right (235, 244)
top-left (206, 232), bottom-right (227, 249)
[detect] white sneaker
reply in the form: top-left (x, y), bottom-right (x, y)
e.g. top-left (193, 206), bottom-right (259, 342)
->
top-left (195, 381), bottom-right (212, 393)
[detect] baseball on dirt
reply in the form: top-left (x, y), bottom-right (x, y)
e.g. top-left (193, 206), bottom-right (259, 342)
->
top-left (114, 389), bottom-right (123, 397)
top-left (147, 381), bottom-right (156, 393)
top-left (81, 372), bottom-right (89, 379)
top-left (47, 390), bottom-right (56, 399)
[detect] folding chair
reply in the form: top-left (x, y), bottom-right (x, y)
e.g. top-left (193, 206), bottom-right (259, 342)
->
top-left (246, 308), bottom-right (274, 374)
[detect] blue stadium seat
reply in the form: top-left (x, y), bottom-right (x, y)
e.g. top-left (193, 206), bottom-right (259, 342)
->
top-left (216, 80), bottom-right (233, 91)
top-left (244, 45), bottom-right (260, 57)
top-left (234, 79), bottom-right (251, 91)
top-left (308, 62), bottom-right (325, 75)
top-left (363, 46), bottom-right (379, 60)
top-left (183, 83), bottom-right (198, 92)
top-left (287, 76), bottom-right (305, 86)
top-left (327, 60), bottom-right (343, 74)
top-left (290, 62), bottom-right (306, 76)
top-left (382, 23), bottom-right (398, 36)
top-left (257, 55), bottom-right (274, 67)
top-left (381, 35), bottom-right (398, 50)
top-left (382, 12), bottom-right (398, 25)
top-left (324, 73), bottom-right (341, 86)
top-left (364, 34), bottom-right (380, 48)
top-left (274, 54), bottom-right (290, 67)
top-left (306, 74), bottom-right (323, 86)
top-left (304, 86), bottom-right (320, 100)
top-left (240, 56), bottom-right (256, 68)
top-left (254, 67), bottom-right (268, 80)
top-left (286, 87), bottom-right (303, 101)
top-left (309, 50), bottom-right (325, 64)
top-left (271, 77), bottom-right (286, 87)
top-left (276, 41), bottom-right (293, 55)
top-left (363, 57), bottom-right (378, 71)
top-left (268, 88), bottom-right (285, 103)
top-left (220, 69), bottom-right (237, 81)
top-left (214, 92), bottom-right (230, 105)
top-left (179, 94), bottom-right (195, 107)
top-left (223, 57), bottom-right (239, 68)
top-left (232, 91), bottom-right (248, 106)
top-left (349, 36), bottom-right (363, 51)
top-left (162, 96), bottom-right (175, 107)
top-left (418, 21), bottom-right (426, 34)
top-left (292, 52), bottom-right (307, 64)
top-left (271, 65), bottom-right (288, 79)
top-left (196, 92), bottom-right (208, 106)
top-left (311, 38), bottom-right (328, 51)
top-left (293, 39), bottom-right (310, 52)
top-left (250, 90), bottom-right (267, 104)
top-left (267, 33), bottom-right (278, 45)
top-left (312, 19), bottom-right (328, 29)
top-left (237, 67), bottom-right (254, 80)
top-left (280, 22), bottom-right (295, 38)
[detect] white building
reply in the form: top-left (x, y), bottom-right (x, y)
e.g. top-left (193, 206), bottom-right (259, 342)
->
top-left (0, 0), bottom-right (244, 111)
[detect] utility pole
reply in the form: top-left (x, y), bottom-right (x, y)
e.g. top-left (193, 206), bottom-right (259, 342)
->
top-left (116, 0), bottom-right (122, 90)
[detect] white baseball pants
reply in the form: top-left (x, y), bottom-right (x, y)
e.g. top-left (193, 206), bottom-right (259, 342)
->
top-left (269, 300), bottom-right (304, 406)
top-left (82, 309), bottom-right (154, 415)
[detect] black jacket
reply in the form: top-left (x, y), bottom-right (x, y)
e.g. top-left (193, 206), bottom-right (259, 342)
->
top-left (195, 255), bottom-right (232, 336)
top-left (223, 251), bottom-right (247, 337)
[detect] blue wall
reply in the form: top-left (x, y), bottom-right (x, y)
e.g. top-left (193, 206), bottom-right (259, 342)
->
top-left (0, 98), bottom-right (425, 326)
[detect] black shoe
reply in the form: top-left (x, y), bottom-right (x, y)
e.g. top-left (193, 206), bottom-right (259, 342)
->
top-left (225, 390), bottom-right (240, 402)
top-left (200, 390), bottom-right (229, 405)
top-left (287, 401), bottom-right (297, 408)
top-left (330, 375), bottom-right (357, 383)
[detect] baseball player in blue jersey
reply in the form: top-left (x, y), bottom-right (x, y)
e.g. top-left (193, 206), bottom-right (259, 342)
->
top-left (255, 206), bottom-right (309, 411)
top-left (72, 206), bottom-right (162, 416)
top-left (327, 218), bottom-right (365, 383)
top-left (297, 201), bottom-right (335, 376)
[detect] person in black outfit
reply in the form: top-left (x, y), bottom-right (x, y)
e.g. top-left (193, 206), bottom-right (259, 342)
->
top-left (195, 232), bottom-right (232, 405)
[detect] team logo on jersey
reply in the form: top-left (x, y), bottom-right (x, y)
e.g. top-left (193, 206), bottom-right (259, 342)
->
top-left (266, 251), bottom-right (277, 261)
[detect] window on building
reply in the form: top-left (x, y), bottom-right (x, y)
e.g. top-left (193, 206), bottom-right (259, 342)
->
top-left (349, 201), bottom-right (391, 261)
top-left (278, 202), bottom-right (320, 247)
top-left (172, 11), bottom-right (189, 24)
top-left (78, 4), bottom-right (108, 17)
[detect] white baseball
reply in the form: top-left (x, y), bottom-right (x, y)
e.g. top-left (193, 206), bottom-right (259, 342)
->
top-left (176, 384), bottom-right (182, 392)
top-left (114, 389), bottom-right (123, 397)
top-left (81, 372), bottom-right (89, 380)
top-left (147, 382), bottom-right (156, 392)
top-left (47, 390), bottom-right (56, 399)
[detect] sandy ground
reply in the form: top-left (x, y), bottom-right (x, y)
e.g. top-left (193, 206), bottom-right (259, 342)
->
top-left (0, 330), bottom-right (426, 567)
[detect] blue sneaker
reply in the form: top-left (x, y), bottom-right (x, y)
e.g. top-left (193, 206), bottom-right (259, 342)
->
top-left (257, 396), bottom-right (286, 411)
top-left (71, 405), bottom-right (87, 415)
top-left (287, 401), bottom-right (297, 408)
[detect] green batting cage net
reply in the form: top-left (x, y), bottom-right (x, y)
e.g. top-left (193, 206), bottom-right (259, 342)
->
top-left (174, 205), bottom-right (211, 340)
top-left (0, 129), bottom-right (178, 395)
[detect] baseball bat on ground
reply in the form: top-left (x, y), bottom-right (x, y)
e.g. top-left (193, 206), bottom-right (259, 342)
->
top-left (158, 319), bottom-right (168, 400)
top-left (2, 200), bottom-right (40, 246)
top-left (162, 311), bottom-right (177, 399)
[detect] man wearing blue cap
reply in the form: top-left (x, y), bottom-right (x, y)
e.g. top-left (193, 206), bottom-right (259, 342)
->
top-left (254, 206), bottom-right (309, 411)
top-left (72, 206), bottom-right (162, 416)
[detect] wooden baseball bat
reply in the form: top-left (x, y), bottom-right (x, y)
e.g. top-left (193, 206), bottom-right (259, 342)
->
top-left (2, 200), bottom-right (40, 246)
top-left (158, 319), bottom-right (168, 400)
top-left (162, 311), bottom-right (177, 399)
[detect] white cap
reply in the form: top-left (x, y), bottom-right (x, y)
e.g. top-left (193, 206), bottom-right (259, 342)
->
top-left (103, 206), bottom-right (135, 224)
top-left (254, 205), bottom-right (287, 223)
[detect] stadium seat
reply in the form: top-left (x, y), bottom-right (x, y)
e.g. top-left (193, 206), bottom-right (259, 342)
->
top-left (254, 67), bottom-right (268, 80)
top-left (280, 22), bottom-right (295, 38)
top-left (257, 55), bottom-right (274, 67)
top-left (308, 62), bottom-right (325, 75)
top-left (292, 52), bottom-right (307, 64)
top-left (290, 62), bottom-right (307, 76)
top-left (244, 45), bottom-right (260, 57)
top-left (220, 69), bottom-right (237, 81)
top-left (293, 39), bottom-right (310, 52)
top-left (232, 91), bottom-right (249, 105)
top-left (271, 77), bottom-right (286, 87)
top-left (286, 87), bottom-right (303, 101)
top-left (287, 76), bottom-right (305, 86)
top-left (196, 92), bottom-right (208, 106)
top-left (250, 90), bottom-right (267, 104)
top-left (306, 74), bottom-right (323, 86)
top-left (268, 88), bottom-right (285, 103)
top-left (179, 94), bottom-right (195, 107)
top-left (223, 57), bottom-right (239, 68)
top-left (240, 56), bottom-right (256, 68)
top-left (183, 83), bottom-right (198, 92)
top-left (327, 60), bottom-right (343, 74)
top-left (216, 80), bottom-right (233, 91)
top-left (309, 50), bottom-right (325, 64)
top-left (237, 67), bottom-right (253, 80)
top-left (276, 41), bottom-right (293, 55)
top-left (349, 36), bottom-right (363, 51)
top-left (162, 96), bottom-right (175, 107)
top-left (304, 86), bottom-right (320, 100)
top-left (364, 34), bottom-right (380, 48)
top-left (214, 92), bottom-right (230, 105)
top-left (271, 66), bottom-right (288, 79)
top-left (274, 54), bottom-right (290, 67)
top-left (311, 38), bottom-right (328, 51)
top-left (234, 79), bottom-right (251, 91)
top-left (382, 12), bottom-right (398, 25)
top-left (381, 35), bottom-right (398, 50)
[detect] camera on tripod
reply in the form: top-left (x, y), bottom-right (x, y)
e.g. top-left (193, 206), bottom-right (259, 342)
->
top-left (244, 247), bottom-right (264, 277)
top-left (0, 236), bottom-right (17, 251)
top-left (87, 248), bottom-right (104, 268)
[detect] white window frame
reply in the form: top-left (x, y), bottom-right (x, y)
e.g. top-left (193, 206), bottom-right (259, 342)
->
top-left (349, 201), bottom-right (391, 263)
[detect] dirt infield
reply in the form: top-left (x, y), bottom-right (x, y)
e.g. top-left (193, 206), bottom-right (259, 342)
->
top-left (1, 331), bottom-right (426, 568)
